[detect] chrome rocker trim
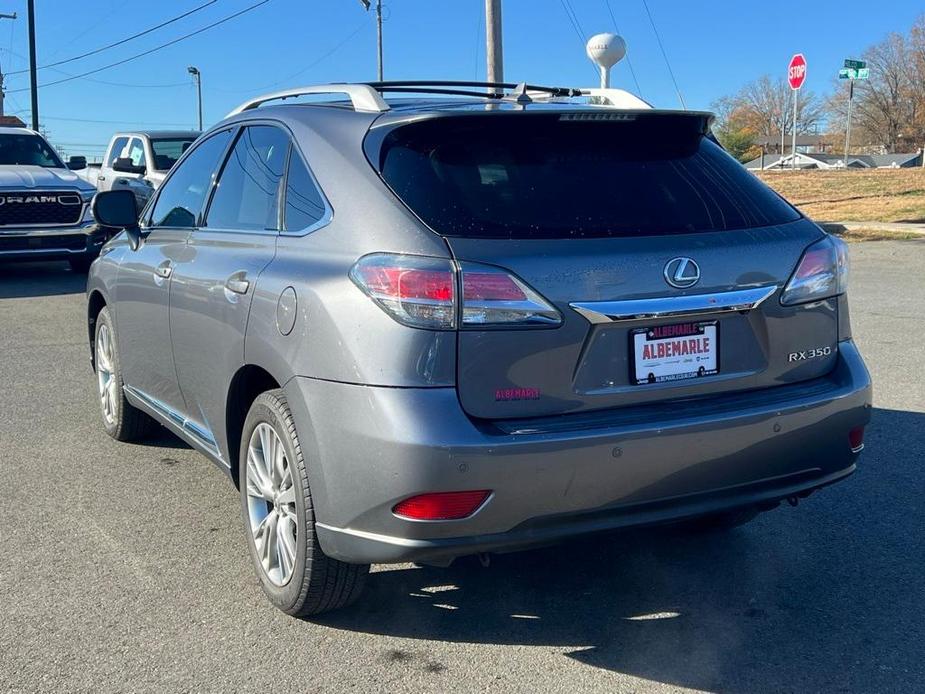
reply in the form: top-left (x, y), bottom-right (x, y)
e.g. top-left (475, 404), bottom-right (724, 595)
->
top-left (123, 385), bottom-right (226, 465)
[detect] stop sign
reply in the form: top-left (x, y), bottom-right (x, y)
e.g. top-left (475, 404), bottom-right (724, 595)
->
top-left (788, 53), bottom-right (807, 90)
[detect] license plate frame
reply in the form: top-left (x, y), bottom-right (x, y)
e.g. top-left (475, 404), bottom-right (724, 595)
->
top-left (630, 320), bottom-right (720, 386)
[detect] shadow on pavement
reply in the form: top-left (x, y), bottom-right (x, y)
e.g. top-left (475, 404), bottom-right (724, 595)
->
top-left (0, 261), bottom-right (87, 298)
top-left (132, 427), bottom-right (192, 451)
top-left (318, 407), bottom-right (923, 691)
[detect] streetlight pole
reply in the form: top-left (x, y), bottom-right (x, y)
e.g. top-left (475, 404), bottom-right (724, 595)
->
top-left (188, 66), bottom-right (202, 131)
top-left (27, 0), bottom-right (38, 130)
top-left (0, 12), bottom-right (16, 117)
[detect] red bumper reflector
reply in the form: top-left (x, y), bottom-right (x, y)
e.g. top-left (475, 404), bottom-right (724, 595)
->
top-left (849, 426), bottom-right (865, 452)
top-left (393, 490), bottom-right (491, 521)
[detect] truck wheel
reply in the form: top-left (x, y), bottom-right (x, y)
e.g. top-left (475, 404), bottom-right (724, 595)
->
top-left (240, 390), bottom-right (368, 616)
top-left (94, 307), bottom-right (156, 441)
top-left (69, 256), bottom-right (94, 273)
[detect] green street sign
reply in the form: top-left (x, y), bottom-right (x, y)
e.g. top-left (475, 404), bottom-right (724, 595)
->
top-left (839, 67), bottom-right (869, 80)
top-left (844, 59), bottom-right (866, 70)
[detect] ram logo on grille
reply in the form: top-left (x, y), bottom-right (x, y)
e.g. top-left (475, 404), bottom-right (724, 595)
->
top-left (0, 194), bottom-right (81, 205)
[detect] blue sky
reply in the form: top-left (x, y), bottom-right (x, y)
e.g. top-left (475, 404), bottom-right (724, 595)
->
top-left (0, 0), bottom-right (921, 159)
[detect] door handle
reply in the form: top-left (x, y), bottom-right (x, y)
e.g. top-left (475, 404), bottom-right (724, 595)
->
top-left (224, 275), bottom-right (250, 295)
top-left (154, 261), bottom-right (172, 279)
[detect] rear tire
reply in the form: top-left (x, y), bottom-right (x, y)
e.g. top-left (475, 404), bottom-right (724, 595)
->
top-left (94, 306), bottom-right (156, 441)
top-left (240, 390), bottom-right (368, 616)
top-left (680, 508), bottom-right (761, 533)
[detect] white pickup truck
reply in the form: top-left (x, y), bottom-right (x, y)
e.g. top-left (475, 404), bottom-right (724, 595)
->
top-left (97, 130), bottom-right (200, 205)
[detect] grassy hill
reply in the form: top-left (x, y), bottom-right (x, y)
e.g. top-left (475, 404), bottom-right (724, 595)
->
top-left (756, 168), bottom-right (925, 224)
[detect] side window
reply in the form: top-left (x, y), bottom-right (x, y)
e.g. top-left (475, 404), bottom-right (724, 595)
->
top-left (106, 137), bottom-right (128, 167)
top-left (284, 150), bottom-right (327, 232)
top-left (149, 129), bottom-right (233, 229)
top-left (127, 138), bottom-right (146, 168)
top-left (205, 126), bottom-right (288, 231)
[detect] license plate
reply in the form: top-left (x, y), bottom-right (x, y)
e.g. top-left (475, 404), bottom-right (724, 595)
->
top-left (631, 321), bottom-right (719, 385)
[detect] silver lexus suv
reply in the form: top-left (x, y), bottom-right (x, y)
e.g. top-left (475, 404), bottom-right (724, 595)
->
top-left (86, 81), bottom-right (872, 616)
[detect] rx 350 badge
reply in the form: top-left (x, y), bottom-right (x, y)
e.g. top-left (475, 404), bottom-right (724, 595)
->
top-left (788, 346), bottom-right (833, 362)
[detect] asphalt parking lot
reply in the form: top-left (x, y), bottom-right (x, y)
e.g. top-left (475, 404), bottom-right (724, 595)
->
top-left (1, 240), bottom-right (923, 693)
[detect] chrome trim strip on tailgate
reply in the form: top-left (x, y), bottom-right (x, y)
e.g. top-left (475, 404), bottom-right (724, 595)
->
top-left (570, 285), bottom-right (778, 324)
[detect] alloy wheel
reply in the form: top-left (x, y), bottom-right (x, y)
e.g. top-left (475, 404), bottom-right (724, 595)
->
top-left (96, 323), bottom-right (117, 426)
top-left (245, 422), bottom-right (298, 586)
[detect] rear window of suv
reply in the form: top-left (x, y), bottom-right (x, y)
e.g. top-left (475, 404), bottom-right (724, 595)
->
top-left (378, 113), bottom-right (800, 239)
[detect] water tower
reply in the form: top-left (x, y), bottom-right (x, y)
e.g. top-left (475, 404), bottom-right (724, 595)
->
top-left (586, 33), bottom-right (626, 89)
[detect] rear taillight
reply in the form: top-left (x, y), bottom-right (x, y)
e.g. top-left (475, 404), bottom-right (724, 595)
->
top-left (350, 254), bottom-right (457, 329)
top-left (781, 235), bottom-right (849, 306)
top-left (459, 262), bottom-right (561, 327)
top-left (393, 490), bottom-right (492, 520)
top-left (351, 254), bottom-right (561, 330)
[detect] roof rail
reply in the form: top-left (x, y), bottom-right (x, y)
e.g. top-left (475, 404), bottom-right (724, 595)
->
top-left (226, 84), bottom-right (391, 117)
top-left (366, 80), bottom-right (583, 98)
top-left (225, 82), bottom-right (653, 119)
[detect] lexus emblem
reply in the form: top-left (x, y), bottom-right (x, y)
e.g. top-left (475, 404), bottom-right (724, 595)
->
top-left (664, 257), bottom-right (701, 289)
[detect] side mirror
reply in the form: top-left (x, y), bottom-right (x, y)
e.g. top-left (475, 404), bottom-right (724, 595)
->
top-left (67, 155), bottom-right (87, 171)
top-left (92, 190), bottom-right (143, 251)
top-left (113, 157), bottom-right (146, 175)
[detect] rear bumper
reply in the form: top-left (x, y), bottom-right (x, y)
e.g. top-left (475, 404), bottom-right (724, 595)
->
top-left (0, 222), bottom-right (104, 262)
top-left (285, 340), bottom-right (872, 564)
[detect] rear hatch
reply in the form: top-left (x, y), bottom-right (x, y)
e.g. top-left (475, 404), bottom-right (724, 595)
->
top-left (375, 110), bottom-right (838, 419)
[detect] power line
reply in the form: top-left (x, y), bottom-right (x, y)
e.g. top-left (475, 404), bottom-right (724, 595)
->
top-left (7, 0), bottom-right (220, 76)
top-left (558, 0), bottom-right (585, 43)
top-left (603, 0), bottom-right (642, 96)
top-left (205, 18), bottom-right (368, 95)
top-left (640, 0), bottom-right (685, 108)
top-left (2, 47), bottom-right (189, 88)
top-left (35, 114), bottom-right (196, 127)
top-left (558, 0), bottom-right (598, 80)
top-left (45, 0), bottom-right (132, 58)
top-left (8, 0), bottom-right (272, 94)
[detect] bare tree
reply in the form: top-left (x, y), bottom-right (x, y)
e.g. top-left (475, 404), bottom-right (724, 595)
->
top-left (829, 20), bottom-right (925, 153)
top-left (738, 75), bottom-right (824, 141)
top-left (854, 33), bottom-right (914, 151)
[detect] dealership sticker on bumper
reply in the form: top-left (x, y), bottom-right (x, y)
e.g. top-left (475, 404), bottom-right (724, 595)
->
top-left (631, 321), bottom-right (718, 385)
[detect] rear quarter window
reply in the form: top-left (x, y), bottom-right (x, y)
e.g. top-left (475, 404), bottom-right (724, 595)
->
top-left (378, 113), bottom-right (800, 239)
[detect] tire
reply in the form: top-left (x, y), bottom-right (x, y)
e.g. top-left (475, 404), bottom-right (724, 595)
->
top-left (680, 507), bottom-right (761, 534)
top-left (69, 255), bottom-right (94, 273)
top-left (94, 306), bottom-right (156, 441)
top-left (240, 390), bottom-right (368, 616)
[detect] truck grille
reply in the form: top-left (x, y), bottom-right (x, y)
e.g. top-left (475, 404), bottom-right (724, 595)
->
top-left (0, 191), bottom-right (84, 227)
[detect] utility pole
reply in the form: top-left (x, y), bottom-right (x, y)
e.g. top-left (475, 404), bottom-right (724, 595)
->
top-left (188, 66), bottom-right (202, 131)
top-left (359, 0), bottom-right (383, 81)
top-left (485, 0), bottom-right (503, 83)
top-left (27, 0), bottom-right (38, 130)
top-left (0, 12), bottom-right (16, 117)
